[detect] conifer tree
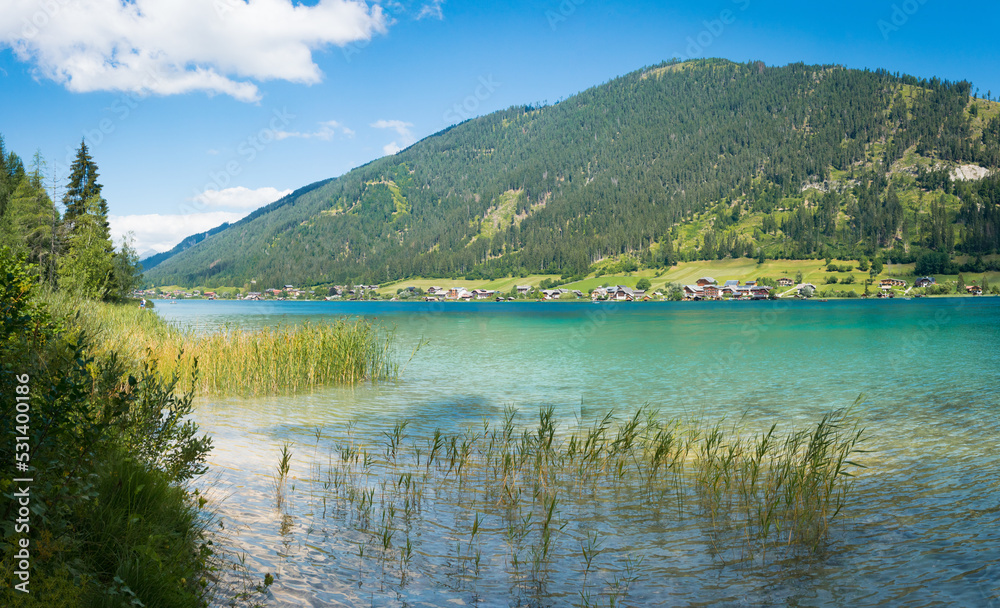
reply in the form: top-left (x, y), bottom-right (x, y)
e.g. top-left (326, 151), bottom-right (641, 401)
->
top-left (63, 140), bottom-right (107, 228)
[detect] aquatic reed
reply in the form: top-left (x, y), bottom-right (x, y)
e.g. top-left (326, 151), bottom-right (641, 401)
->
top-left (43, 293), bottom-right (398, 395)
top-left (290, 403), bottom-right (867, 605)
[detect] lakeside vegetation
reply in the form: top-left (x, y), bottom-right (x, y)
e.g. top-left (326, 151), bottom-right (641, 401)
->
top-left (0, 135), bottom-right (397, 606)
top-left (45, 293), bottom-right (398, 396)
top-left (272, 403), bottom-right (867, 605)
top-left (0, 249), bottom-right (219, 607)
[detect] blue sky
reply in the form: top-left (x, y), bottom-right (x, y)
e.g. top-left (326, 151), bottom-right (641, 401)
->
top-left (2, 0), bottom-right (999, 256)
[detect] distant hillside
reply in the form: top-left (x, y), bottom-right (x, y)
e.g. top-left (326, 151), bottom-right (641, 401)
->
top-left (141, 222), bottom-right (231, 270)
top-left (145, 58), bottom-right (1000, 288)
top-left (142, 178), bottom-right (334, 271)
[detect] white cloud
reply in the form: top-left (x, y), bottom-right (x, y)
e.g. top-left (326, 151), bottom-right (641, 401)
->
top-left (0, 0), bottom-right (388, 102)
top-left (110, 186), bottom-right (291, 253)
top-left (274, 120), bottom-right (354, 141)
top-left (372, 119), bottom-right (415, 155)
top-left (110, 211), bottom-right (247, 255)
top-left (192, 186), bottom-right (292, 209)
top-left (416, 0), bottom-right (445, 20)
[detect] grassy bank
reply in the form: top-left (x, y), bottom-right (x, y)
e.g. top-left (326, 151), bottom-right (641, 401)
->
top-left (44, 293), bottom-right (398, 395)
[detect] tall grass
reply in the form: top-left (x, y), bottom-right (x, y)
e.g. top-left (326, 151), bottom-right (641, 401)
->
top-left (43, 293), bottom-right (397, 395)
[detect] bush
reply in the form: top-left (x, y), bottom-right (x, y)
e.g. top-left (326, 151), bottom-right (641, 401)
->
top-left (825, 276), bottom-right (839, 284)
top-left (636, 278), bottom-right (651, 291)
top-left (0, 248), bottom-right (214, 608)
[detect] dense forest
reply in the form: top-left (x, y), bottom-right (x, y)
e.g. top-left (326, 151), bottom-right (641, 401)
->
top-left (144, 59), bottom-right (1000, 288)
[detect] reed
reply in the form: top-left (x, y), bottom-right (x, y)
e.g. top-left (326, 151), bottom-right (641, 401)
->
top-left (273, 442), bottom-right (293, 510)
top-left (290, 403), bottom-right (867, 604)
top-left (43, 293), bottom-right (398, 395)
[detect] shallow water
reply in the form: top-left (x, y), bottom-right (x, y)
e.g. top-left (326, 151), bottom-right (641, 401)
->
top-left (157, 298), bottom-right (1000, 606)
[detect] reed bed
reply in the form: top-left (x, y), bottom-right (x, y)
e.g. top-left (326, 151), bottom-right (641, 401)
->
top-left (43, 293), bottom-right (397, 395)
top-left (285, 403), bottom-right (868, 605)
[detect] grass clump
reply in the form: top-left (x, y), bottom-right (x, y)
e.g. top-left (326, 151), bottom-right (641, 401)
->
top-left (43, 292), bottom-right (397, 395)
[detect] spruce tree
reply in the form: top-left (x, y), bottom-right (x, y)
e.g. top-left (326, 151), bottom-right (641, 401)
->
top-left (63, 140), bottom-right (107, 227)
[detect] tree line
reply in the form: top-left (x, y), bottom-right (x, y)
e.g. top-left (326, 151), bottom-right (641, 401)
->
top-left (0, 136), bottom-right (142, 300)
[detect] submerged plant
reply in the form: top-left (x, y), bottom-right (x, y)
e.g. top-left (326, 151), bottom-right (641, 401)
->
top-left (271, 402), bottom-right (868, 605)
top-left (273, 442), bottom-right (294, 510)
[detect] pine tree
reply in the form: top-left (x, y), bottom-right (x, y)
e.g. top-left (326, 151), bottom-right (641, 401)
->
top-left (63, 140), bottom-right (107, 228)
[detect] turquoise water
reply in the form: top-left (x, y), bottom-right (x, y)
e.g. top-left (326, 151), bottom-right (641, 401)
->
top-left (157, 298), bottom-right (1000, 607)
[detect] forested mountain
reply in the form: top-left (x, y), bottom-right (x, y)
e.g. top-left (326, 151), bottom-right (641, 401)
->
top-left (145, 58), bottom-right (1000, 288)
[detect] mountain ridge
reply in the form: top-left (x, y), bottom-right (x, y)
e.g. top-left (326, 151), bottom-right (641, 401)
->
top-left (145, 58), bottom-right (1000, 289)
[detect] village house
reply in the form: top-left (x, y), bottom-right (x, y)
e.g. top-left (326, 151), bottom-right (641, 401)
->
top-left (683, 285), bottom-right (704, 299)
top-left (703, 284), bottom-right (721, 299)
top-left (427, 286), bottom-right (446, 296)
top-left (696, 277), bottom-right (717, 286)
top-left (606, 286), bottom-right (635, 301)
top-left (967, 284), bottom-right (983, 295)
top-left (516, 285), bottom-right (532, 295)
top-left (472, 289), bottom-right (496, 300)
top-left (879, 278), bottom-right (907, 289)
top-left (778, 277), bottom-right (794, 287)
top-left (915, 277), bottom-right (935, 288)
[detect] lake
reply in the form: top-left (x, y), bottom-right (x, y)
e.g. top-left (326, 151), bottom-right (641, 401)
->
top-left (156, 298), bottom-right (1000, 607)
